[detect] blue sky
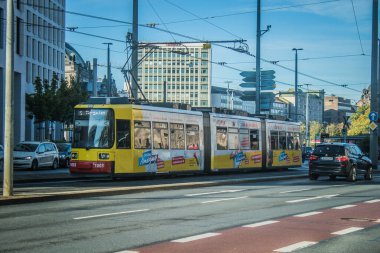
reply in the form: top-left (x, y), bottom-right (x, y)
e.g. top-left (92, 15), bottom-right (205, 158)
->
top-left (66, 0), bottom-right (373, 102)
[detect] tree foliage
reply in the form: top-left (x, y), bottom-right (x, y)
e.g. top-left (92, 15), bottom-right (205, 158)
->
top-left (348, 105), bottom-right (370, 136)
top-left (26, 74), bottom-right (89, 125)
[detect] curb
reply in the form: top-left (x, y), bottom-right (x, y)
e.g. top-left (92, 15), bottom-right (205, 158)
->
top-left (0, 174), bottom-right (308, 205)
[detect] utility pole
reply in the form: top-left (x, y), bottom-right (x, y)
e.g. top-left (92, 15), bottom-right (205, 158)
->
top-left (103, 42), bottom-right (112, 97)
top-left (131, 0), bottom-right (139, 101)
top-left (92, 58), bottom-right (98, 97)
top-left (255, 0), bottom-right (261, 115)
top-left (370, 0), bottom-right (378, 167)
top-left (225, 81), bottom-right (232, 110)
top-left (293, 48), bottom-right (303, 122)
top-left (305, 84), bottom-right (310, 146)
top-left (3, 0), bottom-right (14, 197)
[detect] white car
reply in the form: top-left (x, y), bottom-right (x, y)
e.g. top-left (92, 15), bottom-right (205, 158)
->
top-left (13, 141), bottom-right (59, 170)
top-left (0, 145), bottom-right (3, 170)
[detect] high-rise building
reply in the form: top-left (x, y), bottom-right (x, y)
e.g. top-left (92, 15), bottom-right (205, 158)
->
top-left (0, 0), bottom-right (66, 143)
top-left (137, 43), bottom-right (212, 107)
top-left (324, 95), bottom-right (356, 124)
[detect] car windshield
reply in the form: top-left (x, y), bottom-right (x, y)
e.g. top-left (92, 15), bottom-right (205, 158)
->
top-left (56, 143), bottom-right (71, 152)
top-left (14, 143), bottom-right (38, 152)
top-left (313, 145), bottom-right (345, 156)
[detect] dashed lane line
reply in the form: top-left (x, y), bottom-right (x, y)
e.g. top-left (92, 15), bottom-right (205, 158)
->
top-left (293, 211), bottom-right (323, 217)
top-left (332, 205), bottom-right (357, 210)
top-left (286, 194), bottom-right (339, 203)
top-left (331, 227), bottom-right (364, 235)
top-left (172, 233), bottom-right (220, 243)
top-left (242, 220), bottom-right (280, 228)
top-left (74, 209), bottom-right (150, 220)
top-left (201, 196), bottom-right (248, 204)
top-left (280, 188), bottom-right (311, 194)
top-left (364, 199), bottom-right (380, 203)
top-left (274, 241), bottom-right (318, 252)
top-left (185, 189), bottom-right (245, 197)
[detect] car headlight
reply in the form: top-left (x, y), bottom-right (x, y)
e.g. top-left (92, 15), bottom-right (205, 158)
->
top-left (59, 155), bottom-right (65, 159)
top-left (25, 156), bottom-right (32, 160)
top-left (99, 153), bottom-right (110, 159)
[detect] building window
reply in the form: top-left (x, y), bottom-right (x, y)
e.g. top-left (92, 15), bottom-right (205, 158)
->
top-left (26, 62), bottom-right (31, 83)
top-left (16, 18), bottom-right (23, 55)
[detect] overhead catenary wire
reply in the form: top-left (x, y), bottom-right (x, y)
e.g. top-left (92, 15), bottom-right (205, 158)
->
top-left (13, 0), bottom-right (363, 93)
top-left (147, 0), bottom-right (177, 42)
top-left (350, 0), bottom-right (365, 55)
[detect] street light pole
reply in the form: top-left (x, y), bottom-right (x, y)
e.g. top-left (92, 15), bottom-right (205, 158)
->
top-left (304, 84), bottom-right (311, 146)
top-left (3, 0), bottom-right (14, 197)
top-left (292, 48), bottom-right (303, 122)
top-left (255, 0), bottom-right (261, 114)
top-left (103, 42), bottom-right (113, 97)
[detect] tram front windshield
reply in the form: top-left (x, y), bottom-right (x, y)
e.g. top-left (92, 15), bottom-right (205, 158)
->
top-left (73, 109), bottom-right (114, 149)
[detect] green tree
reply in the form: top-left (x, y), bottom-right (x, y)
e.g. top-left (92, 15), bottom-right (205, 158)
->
top-left (348, 105), bottom-right (370, 136)
top-left (325, 122), bottom-right (343, 136)
top-left (309, 121), bottom-right (324, 141)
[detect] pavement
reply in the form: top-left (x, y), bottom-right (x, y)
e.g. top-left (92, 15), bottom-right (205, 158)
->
top-left (0, 162), bottom-right (378, 205)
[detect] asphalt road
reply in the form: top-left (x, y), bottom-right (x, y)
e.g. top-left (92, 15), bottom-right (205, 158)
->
top-left (0, 174), bottom-right (379, 253)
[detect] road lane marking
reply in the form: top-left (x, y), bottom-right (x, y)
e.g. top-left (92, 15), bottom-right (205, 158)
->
top-left (332, 205), bottom-right (357, 210)
top-left (243, 220), bottom-right (279, 228)
top-left (280, 188), bottom-right (311, 194)
top-left (172, 233), bottom-right (220, 243)
top-left (74, 209), bottom-right (150, 220)
top-left (201, 196), bottom-right (248, 204)
top-left (376, 219), bottom-right (380, 223)
top-left (331, 227), bottom-right (363, 235)
top-left (294, 211), bottom-right (323, 217)
top-left (114, 251), bottom-right (139, 253)
top-left (364, 199), bottom-right (380, 203)
top-left (274, 241), bottom-right (317, 252)
top-left (286, 194), bottom-right (339, 203)
top-left (185, 189), bottom-right (245, 197)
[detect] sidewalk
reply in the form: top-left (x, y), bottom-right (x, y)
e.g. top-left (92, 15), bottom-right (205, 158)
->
top-left (0, 168), bottom-right (308, 205)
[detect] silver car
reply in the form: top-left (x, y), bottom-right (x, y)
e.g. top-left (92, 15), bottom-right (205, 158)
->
top-left (13, 141), bottom-right (59, 170)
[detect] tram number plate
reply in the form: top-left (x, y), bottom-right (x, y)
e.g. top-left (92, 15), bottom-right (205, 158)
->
top-left (321, 157), bottom-right (333, 161)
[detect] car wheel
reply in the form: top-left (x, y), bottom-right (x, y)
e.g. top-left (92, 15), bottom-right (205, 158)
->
top-left (329, 175), bottom-right (336, 180)
top-left (65, 158), bottom-right (70, 168)
top-left (365, 166), bottom-right (373, 181)
top-left (309, 173), bottom-right (319, 180)
top-left (31, 159), bottom-right (38, 170)
top-left (51, 159), bottom-right (58, 169)
top-left (348, 166), bottom-right (357, 182)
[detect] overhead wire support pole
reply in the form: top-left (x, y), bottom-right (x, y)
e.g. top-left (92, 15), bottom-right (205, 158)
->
top-left (293, 48), bottom-right (303, 122)
top-left (103, 42), bottom-right (113, 97)
top-left (255, 0), bottom-right (261, 115)
top-left (370, 0), bottom-right (378, 167)
top-left (3, 0), bottom-right (14, 197)
top-left (131, 0), bottom-right (139, 101)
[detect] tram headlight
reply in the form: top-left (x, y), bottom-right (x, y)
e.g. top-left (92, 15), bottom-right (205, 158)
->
top-left (99, 153), bottom-right (110, 160)
top-left (71, 153), bottom-right (78, 159)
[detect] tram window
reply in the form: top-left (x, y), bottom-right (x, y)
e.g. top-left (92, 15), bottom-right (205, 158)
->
top-left (270, 131), bottom-right (279, 150)
top-left (228, 128), bottom-right (239, 150)
top-left (186, 124), bottom-right (200, 150)
top-left (239, 128), bottom-right (250, 150)
top-left (170, 123), bottom-right (185, 149)
top-left (216, 127), bottom-right (228, 150)
top-left (287, 132), bottom-right (294, 150)
top-left (250, 129), bottom-right (260, 150)
top-left (153, 122), bottom-right (169, 149)
top-left (294, 133), bottom-right (300, 150)
top-left (134, 121), bottom-right (152, 149)
top-left (116, 120), bottom-right (131, 149)
top-left (279, 131), bottom-right (286, 150)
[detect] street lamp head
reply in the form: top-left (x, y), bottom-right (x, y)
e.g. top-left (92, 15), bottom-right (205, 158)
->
top-left (292, 48), bottom-right (303, 51)
top-left (102, 42), bottom-right (113, 45)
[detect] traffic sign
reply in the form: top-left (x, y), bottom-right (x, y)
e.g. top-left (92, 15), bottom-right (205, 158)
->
top-left (369, 122), bottom-right (377, 131)
top-left (369, 111), bottom-right (378, 122)
top-left (240, 70), bottom-right (275, 78)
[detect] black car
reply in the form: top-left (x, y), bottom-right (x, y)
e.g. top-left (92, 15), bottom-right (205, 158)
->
top-left (309, 143), bottom-right (373, 182)
top-left (56, 143), bottom-right (72, 168)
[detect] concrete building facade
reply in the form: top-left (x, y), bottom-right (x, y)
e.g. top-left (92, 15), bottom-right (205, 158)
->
top-left (137, 43), bottom-right (212, 107)
top-left (0, 0), bottom-right (65, 144)
top-left (324, 95), bottom-right (356, 124)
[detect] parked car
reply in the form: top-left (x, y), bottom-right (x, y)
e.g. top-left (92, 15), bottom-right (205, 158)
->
top-left (0, 145), bottom-right (3, 170)
top-left (13, 141), bottom-right (59, 170)
top-left (56, 143), bottom-right (72, 168)
top-left (304, 146), bottom-right (313, 160)
top-left (309, 143), bottom-right (373, 182)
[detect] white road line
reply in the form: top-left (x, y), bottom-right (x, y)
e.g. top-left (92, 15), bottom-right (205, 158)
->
top-left (185, 189), bottom-right (245, 197)
top-left (280, 188), bottom-right (311, 194)
top-left (274, 241), bottom-right (317, 252)
top-left (294, 211), bottom-right (323, 217)
top-left (201, 196), bottom-right (248, 204)
top-left (332, 185), bottom-right (346, 187)
top-left (332, 227), bottom-right (364, 235)
top-left (332, 205), bottom-right (357, 210)
top-left (364, 199), bottom-right (380, 203)
top-left (74, 209), bottom-right (150, 220)
top-left (243, 220), bottom-right (279, 228)
top-left (286, 194), bottom-right (339, 203)
top-left (172, 233), bottom-right (220, 243)
top-left (114, 251), bottom-right (139, 253)
top-left (376, 219), bottom-right (380, 223)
